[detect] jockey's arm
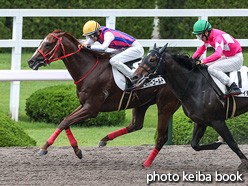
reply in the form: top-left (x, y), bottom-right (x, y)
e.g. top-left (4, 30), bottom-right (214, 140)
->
top-left (202, 41), bottom-right (223, 64)
top-left (78, 36), bottom-right (95, 48)
top-left (192, 44), bottom-right (207, 59)
top-left (91, 32), bottom-right (115, 51)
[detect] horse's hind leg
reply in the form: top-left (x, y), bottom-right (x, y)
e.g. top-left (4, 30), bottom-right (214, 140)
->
top-left (212, 120), bottom-right (248, 171)
top-left (191, 122), bottom-right (222, 151)
top-left (99, 104), bottom-right (150, 147)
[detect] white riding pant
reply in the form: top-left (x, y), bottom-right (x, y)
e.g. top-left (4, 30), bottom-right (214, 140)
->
top-left (206, 53), bottom-right (243, 87)
top-left (109, 41), bottom-right (144, 78)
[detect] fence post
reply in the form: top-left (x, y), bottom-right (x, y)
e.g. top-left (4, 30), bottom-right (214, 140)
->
top-left (9, 14), bottom-right (23, 121)
top-left (106, 15), bottom-right (116, 29)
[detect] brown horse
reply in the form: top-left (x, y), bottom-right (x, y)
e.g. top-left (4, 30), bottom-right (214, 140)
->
top-left (132, 44), bottom-right (248, 171)
top-left (27, 30), bottom-right (180, 167)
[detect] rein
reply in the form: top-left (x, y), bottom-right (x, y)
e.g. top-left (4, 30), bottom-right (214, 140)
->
top-left (74, 57), bottom-right (99, 84)
top-left (198, 67), bottom-right (223, 99)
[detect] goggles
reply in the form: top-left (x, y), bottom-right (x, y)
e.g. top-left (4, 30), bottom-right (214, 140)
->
top-left (89, 34), bottom-right (96, 39)
top-left (196, 34), bottom-right (203, 40)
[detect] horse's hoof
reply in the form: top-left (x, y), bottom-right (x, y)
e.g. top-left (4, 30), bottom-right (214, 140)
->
top-left (98, 141), bottom-right (107, 148)
top-left (238, 159), bottom-right (248, 172)
top-left (76, 149), bottom-right (83, 159)
top-left (38, 149), bottom-right (48, 156)
top-left (142, 162), bottom-right (151, 167)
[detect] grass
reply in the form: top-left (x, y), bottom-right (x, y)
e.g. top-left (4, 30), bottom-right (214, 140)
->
top-left (17, 121), bottom-right (157, 146)
top-left (1, 50), bottom-right (248, 147)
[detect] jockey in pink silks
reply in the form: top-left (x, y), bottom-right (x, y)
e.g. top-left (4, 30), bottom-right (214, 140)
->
top-left (192, 19), bottom-right (243, 98)
top-left (79, 20), bottom-right (144, 82)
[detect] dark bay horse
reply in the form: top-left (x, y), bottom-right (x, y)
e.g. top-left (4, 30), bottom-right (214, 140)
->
top-left (132, 44), bottom-right (248, 171)
top-left (27, 30), bottom-right (180, 167)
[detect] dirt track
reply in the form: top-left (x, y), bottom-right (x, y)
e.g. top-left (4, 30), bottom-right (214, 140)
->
top-left (1, 145), bottom-right (248, 186)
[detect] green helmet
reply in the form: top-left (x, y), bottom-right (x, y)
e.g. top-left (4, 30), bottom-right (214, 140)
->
top-left (192, 20), bottom-right (212, 34)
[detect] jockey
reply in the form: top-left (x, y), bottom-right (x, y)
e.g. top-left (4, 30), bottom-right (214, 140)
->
top-left (192, 19), bottom-right (243, 98)
top-left (79, 20), bottom-right (144, 81)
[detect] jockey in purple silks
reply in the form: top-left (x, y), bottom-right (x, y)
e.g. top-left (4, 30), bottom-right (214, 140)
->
top-left (79, 20), bottom-right (144, 81)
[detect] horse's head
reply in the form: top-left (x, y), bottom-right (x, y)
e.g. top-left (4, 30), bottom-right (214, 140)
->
top-left (132, 43), bottom-right (168, 87)
top-left (28, 30), bottom-right (81, 70)
top-left (27, 30), bottom-right (64, 70)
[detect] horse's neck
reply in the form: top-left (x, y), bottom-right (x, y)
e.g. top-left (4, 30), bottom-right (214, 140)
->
top-left (63, 51), bottom-right (111, 84)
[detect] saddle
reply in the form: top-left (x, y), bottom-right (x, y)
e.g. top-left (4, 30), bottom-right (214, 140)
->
top-left (210, 66), bottom-right (248, 97)
top-left (112, 58), bottom-right (166, 91)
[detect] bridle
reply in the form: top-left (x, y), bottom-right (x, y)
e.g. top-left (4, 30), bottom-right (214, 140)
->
top-left (37, 33), bottom-right (82, 64)
top-left (139, 49), bottom-right (165, 79)
top-left (36, 33), bottom-right (99, 85)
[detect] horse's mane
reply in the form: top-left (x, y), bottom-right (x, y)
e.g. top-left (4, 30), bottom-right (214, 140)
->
top-left (170, 53), bottom-right (195, 70)
top-left (83, 48), bottom-right (112, 59)
top-left (52, 30), bottom-right (111, 59)
top-left (53, 29), bottom-right (80, 46)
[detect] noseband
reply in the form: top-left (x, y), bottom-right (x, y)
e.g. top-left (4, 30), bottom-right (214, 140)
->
top-left (37, 33), bottom-right (82, 64)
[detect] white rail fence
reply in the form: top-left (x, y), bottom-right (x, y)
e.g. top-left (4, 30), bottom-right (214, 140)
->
top-left (1, 9), bottom-right (248, 121)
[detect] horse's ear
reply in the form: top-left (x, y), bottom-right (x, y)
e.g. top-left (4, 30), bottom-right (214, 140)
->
top-left (52, 29), bottom-right (63, 33)
top-left (153, 43), bottom-right (157, 49)
top-left (159, 43), bottom-right (168, 54)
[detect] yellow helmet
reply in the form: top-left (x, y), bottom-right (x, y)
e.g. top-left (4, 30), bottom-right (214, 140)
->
top-left (83, 20), bottom-right (101, 36)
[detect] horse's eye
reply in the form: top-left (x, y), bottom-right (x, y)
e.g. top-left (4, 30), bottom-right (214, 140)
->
top-left (45, 42), bottom-right (51, 49)
top-left (150, 59), bottom-right (155, 63)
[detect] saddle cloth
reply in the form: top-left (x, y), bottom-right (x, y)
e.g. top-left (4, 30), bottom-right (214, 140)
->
top-left (112, 60), bottom-right (165, 91)
top-left (211, 66), bottom-right (248, 97)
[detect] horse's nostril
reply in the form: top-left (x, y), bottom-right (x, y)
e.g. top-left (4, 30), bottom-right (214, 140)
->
top-left (28, 59), bottom-right (34, 65)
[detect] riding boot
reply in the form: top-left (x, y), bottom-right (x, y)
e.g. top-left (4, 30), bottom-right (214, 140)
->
top-left (224, 82), bottom-right (242, 98)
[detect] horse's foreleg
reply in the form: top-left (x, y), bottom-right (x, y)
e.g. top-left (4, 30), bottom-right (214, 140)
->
top-left (99, 105), bottom-right (150, 147)
top-left (65, 128), bottom-right (82, 159)
top-left (143, 92), bottom-right (179, 167)
top-left (38, 128), bottom-right (62, 155)
top-left (212, 120), bottom-right (248, 171)
top-left (38, 105), bottom-right (84, 156)
top-left (143, 111), bottom-right (173, 167)
top-left (191, 122), bottom-right (222, 151)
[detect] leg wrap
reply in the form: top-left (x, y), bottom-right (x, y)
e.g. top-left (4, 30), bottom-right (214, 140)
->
top-left (65, 128), bottom-right (78, 147)
top-left (143, 148), bottom-right (159, 167)
top-left (47, 128), bottom-right (61, 146)
top-left (108, 128), bottom-right (128, 140)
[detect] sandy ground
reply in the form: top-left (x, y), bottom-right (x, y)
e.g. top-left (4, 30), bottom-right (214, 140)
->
top-left (1, 145), bottom-right (248, 186)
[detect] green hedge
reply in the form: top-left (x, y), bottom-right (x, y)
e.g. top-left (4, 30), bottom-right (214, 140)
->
top-left (1, 0), bottom-right (155, 41)
top-left (25, 85), bottom-right (125, 126)
top-left (2, 1), bottom-right (248, 41)
top-left (154, 109), bottom-right (248, 145)
top-left (0, 112), bottom-right (36, 147)
top-left (157, 0), bottom-right (248, 41)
